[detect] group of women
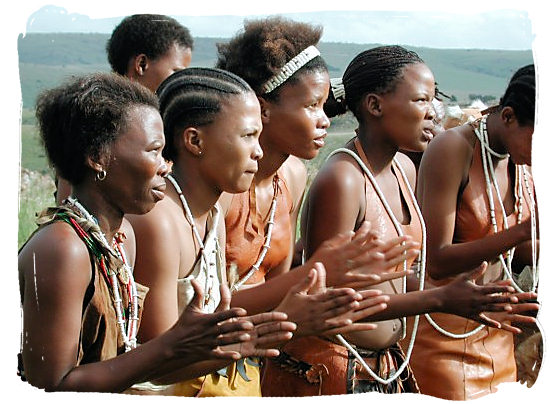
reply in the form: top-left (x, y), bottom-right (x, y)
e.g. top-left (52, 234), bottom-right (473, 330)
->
top-left (18, 14), bottom-right (540, 400)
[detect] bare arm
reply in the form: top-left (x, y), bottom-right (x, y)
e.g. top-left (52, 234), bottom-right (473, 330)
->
top-left (417, 128), bottom-right (531, 280)
top-left (18, 223), bottom-right (251, 392)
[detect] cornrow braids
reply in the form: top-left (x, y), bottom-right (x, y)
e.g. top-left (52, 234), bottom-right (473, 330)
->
top-left (216, 16), bottom-right (327, 100)
top-left (326, 45), bottom-right (424, 119)
top-left (499, 64), bottom-right (535, 125)
top-left (156, 67), bottom-right (253, 161)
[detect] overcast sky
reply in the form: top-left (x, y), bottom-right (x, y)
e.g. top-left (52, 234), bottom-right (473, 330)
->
top-left (22, 4), bottom-right (535, 50)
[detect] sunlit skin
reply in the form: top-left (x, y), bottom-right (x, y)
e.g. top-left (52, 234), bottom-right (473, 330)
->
top-left (299, 59), bottom-right (537, 351)
top-left (417, 104), bottom-right (535, 281)
top-left (18, 102), bottom-right (269, 392)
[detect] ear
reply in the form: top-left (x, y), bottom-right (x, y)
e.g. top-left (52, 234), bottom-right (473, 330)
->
top-left (364, 93), bottom-right (383, 117)
top-left (500, 106), bottom-right (518, 126)
top-left (130, 54), bottom-right (149, 77)
top-left (257, 96), bottom-right (271, 124)
top-left (85, 155), bottom-right (108, 177)
top-left (182, 127), bottom-right (204, 157)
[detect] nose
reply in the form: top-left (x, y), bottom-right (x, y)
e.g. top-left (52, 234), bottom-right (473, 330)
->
top-left (159, 157), bottom-right (170, 177)
top-left (426, 102), bottom-right (436, 121)
top-left (252, 141), bottom-right (263, 161)
top-left (318, 108), bottom-right (330, 130)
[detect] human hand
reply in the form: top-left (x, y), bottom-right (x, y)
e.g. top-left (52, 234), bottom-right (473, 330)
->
top-left (438, 262), bottom-right (523, 326)
top-left (309, 221), bottom-right (420, 288)
top-left (275, 262), bottom-right (389, 337)
top-left (218, 311), bottom-right (296, 358)
top-left (166, 280), bottom-right (256, 362)
top-left (481, 290), bottom-right (539, 333)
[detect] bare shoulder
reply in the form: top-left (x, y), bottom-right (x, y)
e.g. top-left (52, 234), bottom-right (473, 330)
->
top-left (394, 152), bottom-right (417, 188)
top-left (19, 221), bottom-right (92, 300)
top-left (308, 150), bottom-right (365, 207)
top-left (422, 125), bottom-right (474, 166)
top-left (127, 197), bottom-right (178, 240)
top-left (280, 156), bottom-right (308, 207)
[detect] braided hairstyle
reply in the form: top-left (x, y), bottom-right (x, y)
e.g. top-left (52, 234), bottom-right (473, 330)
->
top-left (107, 14), bottom-right (193, 75)
top-left (216, 16), bottom-right (327, 101)
top-left (499, 64), bottom-right (536, 125)
top-left (36, 73), bottom-right (159, 185)
top-left (156, 67), bottom-right (254, 161)
top-left (325, 45), bottom-right (424, 119)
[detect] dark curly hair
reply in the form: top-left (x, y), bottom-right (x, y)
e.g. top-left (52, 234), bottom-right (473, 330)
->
top-left (36, 73), bottom-right (159, 185)
top-left (107, 14), bottom-right (193, 75)
top-left (216, 16), bottom-right (327, 100)
top-left (324, 45), bottom-right (424, 119)
top-left (499, 64), bottom-right (536, 126)
top-left (156, 67), bottom-right (254, 161)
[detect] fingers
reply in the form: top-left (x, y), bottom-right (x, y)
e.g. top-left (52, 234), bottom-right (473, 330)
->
top-left (477, 313), bottom-right (503, 329)
top-left (346, 295), bottom-right (390, 321)
top-left (290, 267), bottom-right (318, 296)
top-left (215, 283), bottom-right (232, 313)
top-left (211, 346), bottom-right (242, 361)
top-left (206, 307), bottom-right (247, 325)
top-left (310, 262), bottom-right (328, 294)
top-left (343, 270), bottom-right (412, 290)
top-left (188, 279), bottom-right (205, 312)
top-left (478, 284), bottom-right (516, 295)
top-left (465, 261), bottom-right (488, 282)
top-left (508, 302), bottom-right (540, 315)
top-left (245, 311), bottom-right (289, 326)
top-left (323, 322), bottom-right (378, 336)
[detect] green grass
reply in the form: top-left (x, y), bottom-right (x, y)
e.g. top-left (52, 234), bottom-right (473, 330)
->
top-left (18, 170), bottom-right (55, 249)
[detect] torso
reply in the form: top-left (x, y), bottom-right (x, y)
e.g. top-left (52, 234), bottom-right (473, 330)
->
top-left (328, 138), bottom-right (423, 350)
top-left (224, 171), bottom-right (294, 286)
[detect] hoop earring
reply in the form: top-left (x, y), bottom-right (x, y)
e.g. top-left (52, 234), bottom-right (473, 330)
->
top-left (96, 169), bottom-right (107, 181)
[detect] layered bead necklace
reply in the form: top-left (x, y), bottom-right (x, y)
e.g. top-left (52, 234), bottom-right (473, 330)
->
top-left (165, 174), bottom-right (216, 306)
top-left (475, 116), bottom-right (538, 293)
top-left (425, 115), bottom-right (538, 339)
top-left (327, 142), bottom-right (426, 385)
top-left (230, 175), bottom-right (280, 292)
top-left (65, 196), bottom-right (139, 352)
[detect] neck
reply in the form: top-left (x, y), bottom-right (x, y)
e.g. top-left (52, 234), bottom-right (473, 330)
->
top-left (255, 131), bottom-right (288, 186)
top-left (70, 184), bottom-right (123, 243)
top-left (356, 124), bottom-right (399, 175)
top-left (170, 161), bottom-right (221, 220)
top-left (484, 113), bottom-right (509, 160)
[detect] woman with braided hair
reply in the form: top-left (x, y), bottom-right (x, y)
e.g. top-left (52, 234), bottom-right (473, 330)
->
top-left (279, 46), bottom-right (539, 396)
top-left (410, 64), bottom-right (539, 400)
top-left (126, 67), bottom-right (391, 397)
top-left (18, 73), bottom-right (288, 392)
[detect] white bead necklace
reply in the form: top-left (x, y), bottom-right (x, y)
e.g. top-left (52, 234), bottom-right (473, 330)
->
top-left (66, 196), bottom-right (139, 351)
top-left (327, 143), bottom-right (426, 386)
top-left (424, 117), bottom-right (539, 339)
top-left (475, 116), bottom-right (538, 293)
top-left (230, 176), bottom-right (279, 292)
top-left (166, 174), bottom-right (215, 305)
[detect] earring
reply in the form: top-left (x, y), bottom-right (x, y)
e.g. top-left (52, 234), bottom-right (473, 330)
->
top-left (96, 169), bottom-right (107, 181)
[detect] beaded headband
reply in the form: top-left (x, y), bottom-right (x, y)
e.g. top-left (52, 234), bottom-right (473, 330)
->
top-left (261, 45), bottom-right (321, 94)
top-left (330, 77), bottom-right (345, 102)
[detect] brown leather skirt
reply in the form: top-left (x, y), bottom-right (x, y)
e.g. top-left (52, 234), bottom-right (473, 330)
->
top-left (402, 313), bottom-right (517, 400)
top-left (261, 336), bottom-right (419, 396)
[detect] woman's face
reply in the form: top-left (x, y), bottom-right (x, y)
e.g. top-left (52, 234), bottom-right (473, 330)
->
top-left (378, 63), bottom-right (436, 152)
top-left (199, 92), bottom-right (263, 193)
top-left (262, 70), bottom-right (331, 160)
top-left (139, 43), bottom-right (192, 92)
top-left (102, 105), bottom-right (168, 214)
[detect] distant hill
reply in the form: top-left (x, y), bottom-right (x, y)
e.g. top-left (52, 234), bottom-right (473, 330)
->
top-left (18, 33), bottom-right (533, 109)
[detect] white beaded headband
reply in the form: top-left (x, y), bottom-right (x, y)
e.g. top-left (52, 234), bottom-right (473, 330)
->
top-left (261, 45), bottom-right (321, 94)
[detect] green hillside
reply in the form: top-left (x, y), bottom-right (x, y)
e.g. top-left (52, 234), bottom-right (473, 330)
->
top-left (18, 33), bottom-right (533, 108)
